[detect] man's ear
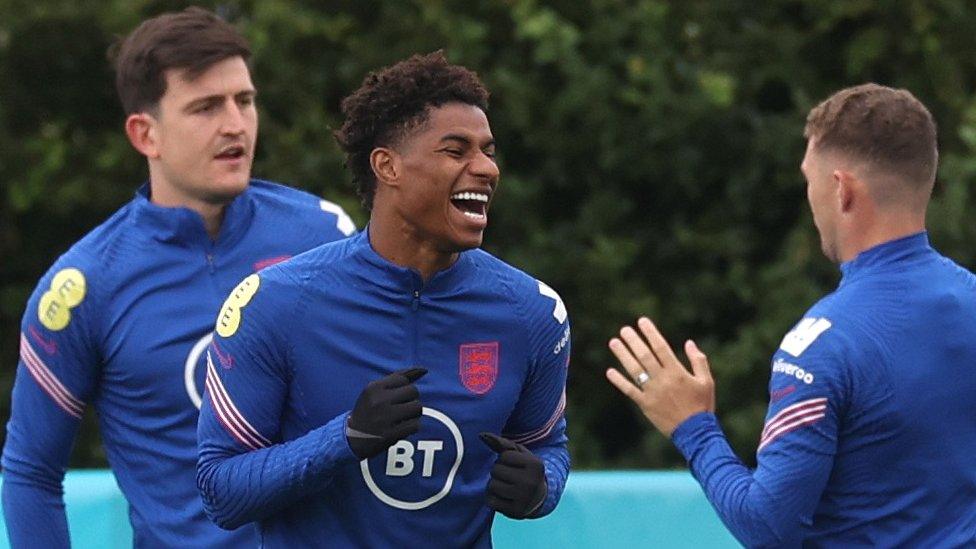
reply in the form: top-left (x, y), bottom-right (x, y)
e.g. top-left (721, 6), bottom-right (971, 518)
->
top-left (370, 147), bottom-right (400, 189)
top-left (833, 169), bottom-right (858, 213)
top-left (125, 113), bottom-right (160, 159)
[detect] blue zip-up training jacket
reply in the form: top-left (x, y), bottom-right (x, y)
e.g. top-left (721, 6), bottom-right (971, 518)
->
top-left (3, 180), bottom-right (354, 548)
top-left (673, 233), bottom-right (976, 547)
top-left (197, 229), bottom-right (571, 548)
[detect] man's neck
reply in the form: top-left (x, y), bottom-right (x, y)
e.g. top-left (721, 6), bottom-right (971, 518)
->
top-left (367, 213), bottom-right (458, 282)
top-left (838, 215), bottom-right (925, 263)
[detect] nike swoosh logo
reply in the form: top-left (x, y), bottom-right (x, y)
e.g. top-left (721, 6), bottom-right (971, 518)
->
top-left (28, 325), bottom-right (58, 355)
top-left (253, 255), bottom-right (291, 271)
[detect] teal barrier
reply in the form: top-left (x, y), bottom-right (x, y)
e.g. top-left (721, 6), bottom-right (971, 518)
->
top-left (494, 471), bottom-right (739, 548)
top-left (0, 470), bottom-right (132, 547)
top-left (0, 470), bottom-right (739, 548)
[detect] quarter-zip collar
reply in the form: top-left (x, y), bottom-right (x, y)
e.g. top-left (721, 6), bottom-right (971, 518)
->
top-left (130, 182), bottom-right (254, 249)
top-left (354, 226), bottom-right (474, 296)
top-left (839, 231), bottom-right (932, 287)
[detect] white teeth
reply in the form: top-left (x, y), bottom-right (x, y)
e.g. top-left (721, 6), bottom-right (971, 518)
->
top-left (450, 192), bottom-right (489, 203)
top-left (462, 211), bottom-right (485, 219)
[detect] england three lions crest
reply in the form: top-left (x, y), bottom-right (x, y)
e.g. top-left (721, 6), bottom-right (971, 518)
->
top-left (459, 342), bottom-right (499, 395)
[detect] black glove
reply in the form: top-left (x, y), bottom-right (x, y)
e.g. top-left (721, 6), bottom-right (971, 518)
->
top-left (480, 432), bottom-right (548, 519)
top-left (346, 367), bottom-right (426, 459)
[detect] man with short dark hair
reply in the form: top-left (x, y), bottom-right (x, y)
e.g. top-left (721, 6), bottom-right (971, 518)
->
top-left (196, 52), bottom-right (570, 547)
top-left (607, 83), bottom-right (976, 546)
top-left (2, 7), bottom-right (353, 547)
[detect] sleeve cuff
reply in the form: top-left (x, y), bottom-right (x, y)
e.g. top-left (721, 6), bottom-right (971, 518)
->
top-left (671, 411), bottom-right (722, 462)
top-left (310, 411), bottom-right (358, 472)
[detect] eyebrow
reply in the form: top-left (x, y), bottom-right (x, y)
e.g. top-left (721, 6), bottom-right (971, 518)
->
top-left (439, 134), bottom-right (495, 148)
top-left (183, 89), bottom-right (257, 112)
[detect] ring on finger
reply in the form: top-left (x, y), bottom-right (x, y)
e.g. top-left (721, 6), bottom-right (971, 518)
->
top-left (636, 371), bottom-right (650, 387)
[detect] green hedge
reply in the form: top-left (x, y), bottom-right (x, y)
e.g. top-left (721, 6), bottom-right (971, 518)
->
top-left (2, 0), bottom-right (975, 469)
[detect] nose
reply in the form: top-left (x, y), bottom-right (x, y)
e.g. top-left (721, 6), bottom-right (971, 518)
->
top-left (470, 151), bottom-right (499, 181)
top-left (220, 99), bottom-right (247, 136)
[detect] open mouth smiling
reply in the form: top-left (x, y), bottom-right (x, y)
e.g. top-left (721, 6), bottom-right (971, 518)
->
top-left (449, 191), bottom-right (489, 221)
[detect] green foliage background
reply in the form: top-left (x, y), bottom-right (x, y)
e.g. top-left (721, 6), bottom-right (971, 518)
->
top-left (1, 0), bottom-right (975, 469)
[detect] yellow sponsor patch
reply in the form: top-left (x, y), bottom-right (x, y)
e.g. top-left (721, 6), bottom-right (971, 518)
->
top-left (38, 268), bottom-right (87, 331)
top-left (51, 268), bottom-right (86, 307)
top-left (216, 274), bottom-right (260, 338)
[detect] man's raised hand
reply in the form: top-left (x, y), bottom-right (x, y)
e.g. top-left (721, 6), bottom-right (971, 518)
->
top-left (605, 317), bottom-right (715, 437)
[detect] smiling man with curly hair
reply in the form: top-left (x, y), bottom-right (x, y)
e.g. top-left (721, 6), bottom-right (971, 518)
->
top-left (197, 52), bottom-right (572, 547)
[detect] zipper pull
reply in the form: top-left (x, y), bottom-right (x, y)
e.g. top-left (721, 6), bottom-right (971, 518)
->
top-left (412, 290), bottom-right (420, 311)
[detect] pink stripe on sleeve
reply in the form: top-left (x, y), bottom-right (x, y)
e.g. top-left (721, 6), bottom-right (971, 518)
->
top-left (19, 334), bottom-right (83, 418)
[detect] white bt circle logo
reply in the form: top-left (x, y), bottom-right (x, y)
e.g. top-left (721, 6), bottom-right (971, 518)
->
top-left (184, 333), bottom-right (213, 409)
top-left (360, 407), bottom-right (463, 510)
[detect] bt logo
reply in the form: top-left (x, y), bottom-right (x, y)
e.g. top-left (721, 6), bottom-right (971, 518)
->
top-left (360, 407), bottom-right (463, 510)
top-left (184, 333), bottom-right (213, 409)
top-left (386, 440), bottom-right (444, 477)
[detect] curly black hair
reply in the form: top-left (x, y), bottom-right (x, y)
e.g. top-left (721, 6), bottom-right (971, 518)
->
top-left (334, 51), bottom-right (489, 210)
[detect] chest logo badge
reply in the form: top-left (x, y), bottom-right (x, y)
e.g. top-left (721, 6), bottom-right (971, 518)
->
top-left (184, 333), bottom-right (213, 409)
top-left (360, 407), bottom-right (463, 510)
top-left (459, 342), bottom-right (499, 395)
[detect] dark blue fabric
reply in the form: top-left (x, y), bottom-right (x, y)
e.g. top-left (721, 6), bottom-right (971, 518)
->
top-left (673, 233), bottom-right (976, 547)
top-left (2, 180), bottom-right (353, 548)
top-left (197, 229), bottom-right (571, 547)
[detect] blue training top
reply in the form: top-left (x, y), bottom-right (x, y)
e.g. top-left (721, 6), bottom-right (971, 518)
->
top-left (673, 232), bottom-right (976, 547)
top-left (197, 229), bottom-right (571, 548)
top-left (3, 180), bottom-right (354, 548)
